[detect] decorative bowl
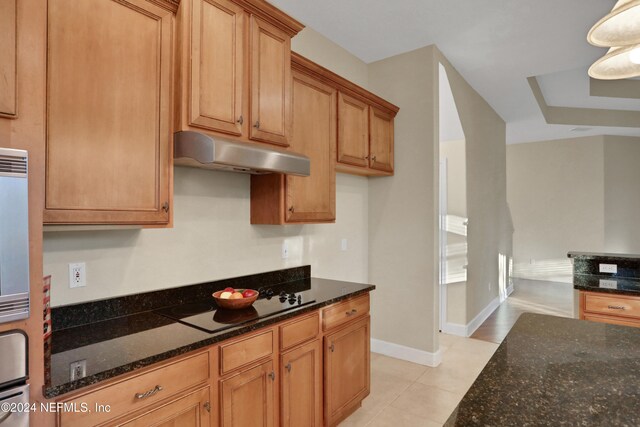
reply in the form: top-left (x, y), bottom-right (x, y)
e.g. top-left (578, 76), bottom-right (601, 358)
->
top-left (212, 289), bottom-right (259, 310)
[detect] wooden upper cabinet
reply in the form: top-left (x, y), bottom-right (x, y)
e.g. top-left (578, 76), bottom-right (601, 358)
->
top-left (285, 71), bottom-right (336, 222)
top-left (337, 93), bottom-right (369, 168)
top-left (250, 64), bottom-right (336, 224)
top-left (249, 16), bottom-right (291, 147)
top-left (188, 0), bottom-right (245, 136)
top-left (369, 106), bottom-right (394, 173)
top-left (45, 0), bottom-right (174, 225)
top-left (0, 0), bottom-right (17, 118)
top-left (176, 0), bottom-right (302, 147)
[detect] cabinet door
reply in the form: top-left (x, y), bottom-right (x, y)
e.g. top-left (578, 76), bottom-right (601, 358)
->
top-left (369, 106), bottom-right (394, 173)
top-left (115, 387), bottom-right (211, 427)
top-left (337, 92), bottom-right (369, 168)
top-left (324, 317), bottom-right (370, 425)
top-left (285, 71), bottom-right (336, 223)
top-left (0, 0), bottom-right (17, 118)
top-left (45, 0), bottom-right (172, 224)
top-left (249, 16), bottom-right (290, 147)
top-left (221, 360), bottom-right (276, 427)
top-left (189, 0), bottom-right (244, 136)
top-left (281, 340), bottom-right (322, 427)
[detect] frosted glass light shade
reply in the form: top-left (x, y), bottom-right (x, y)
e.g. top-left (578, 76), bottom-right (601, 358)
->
top-left (588, 45), bottom-right (640, 79)
top-left (588, 0), bottom-right (640, 47)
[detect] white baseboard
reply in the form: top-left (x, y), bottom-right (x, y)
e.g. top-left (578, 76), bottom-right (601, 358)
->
top-left (507, 284), bottom-right (514, 296)
top-left (371, 338), bottom-right (442, 367)
top-left (466, 295), bottom-right (500, 336)
top-left (441, 295), bottom-right (501, 338)
top-left (441, 322), bottom-right (466, 337)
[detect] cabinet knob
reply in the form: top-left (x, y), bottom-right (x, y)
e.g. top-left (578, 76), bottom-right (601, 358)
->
top-left (345, 309), bottom-right (357, 317)
top-left (285, 363), bottom-right (292, 373)
top-left (237, 115), bottom-right (243, 125)
top-left (330, 343), bottom-right (335, 352)
top-left (162, 202), bottom-right (169, 213)
top-left (204, 402), bottom-right (211, 413)
top-left (364, 155), bottom-right (369, 160)
top-left (289, 206), bottom-right (294, 213)
top-left (371, 155), bottom-right (377, 161)
top-left (254, 120), bottom-right (260, 129)
top-left (268, 371), bottom-right (276, 381)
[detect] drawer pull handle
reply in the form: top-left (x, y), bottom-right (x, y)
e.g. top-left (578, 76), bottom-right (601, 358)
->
top-left (237, 115), bottom-right (243, 125)
top-left (285, 363), bottom-right (292, 373)
top-left (135, 385), bottom-right (163, 400)
top-left (607, 305), bottom-right (626, 310)
top-left (330, 343), bottom-right (335, 352)
top-left (345, 309), bottom-right (357, 316)
top-left (268, 371), bottom-right (276, 381)
top-left (254, 120), bottom-right (260, 129)
top-left (204, 402), bottom-right (211, 413)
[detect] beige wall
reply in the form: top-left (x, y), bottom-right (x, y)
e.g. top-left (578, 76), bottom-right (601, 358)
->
top-left (368, 46), bottom-right (440, 353)
top-left (507, 135), bottom-right (640, 278)
top-left (43, 29), bottom-right (371, 307)
top-left (604, 136), bottom-right (640, 254)
top-left (507, 136), bottom-right (606, 279)
top-left (437, 52), bottom-right (510, 323)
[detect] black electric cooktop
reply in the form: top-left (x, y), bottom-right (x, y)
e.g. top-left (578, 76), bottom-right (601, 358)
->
top-left (154, 286), bottom-right (316, 334)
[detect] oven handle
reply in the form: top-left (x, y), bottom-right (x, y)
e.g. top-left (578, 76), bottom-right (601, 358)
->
top-left (0, 384), bottom-right (29, 426)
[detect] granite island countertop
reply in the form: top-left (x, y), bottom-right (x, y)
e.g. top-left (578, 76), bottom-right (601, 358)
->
top-left (45, 274), bottom-right (374, 398)
top-left (445, 313), bottom-right (640, 427)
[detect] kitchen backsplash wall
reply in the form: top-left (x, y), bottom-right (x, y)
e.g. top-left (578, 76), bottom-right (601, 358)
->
top-left (43, 28), bottom-right (371, 307)
top-left (44, 169), bottom-right (368, 307)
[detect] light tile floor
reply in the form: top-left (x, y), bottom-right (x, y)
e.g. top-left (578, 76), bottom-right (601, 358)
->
top-left (340, 333), bottom-right (499, 427)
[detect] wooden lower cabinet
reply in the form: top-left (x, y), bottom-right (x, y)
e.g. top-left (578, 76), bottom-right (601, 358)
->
top-left (55, 296), bottom-right (372, 427)
top-left (324, 317), bottom-right (370, 426)
top-left (281, 340), bottom-right (322, 427)
top-left (115, 386), bottom-right (211, 427)
top-left (580, 291), bottom-right (640, 328)
top-left (220, 360), bottom-right (277, 427)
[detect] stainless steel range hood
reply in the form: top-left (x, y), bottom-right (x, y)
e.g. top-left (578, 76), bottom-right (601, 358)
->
top-left (174, 131), bottom-right (310, 176)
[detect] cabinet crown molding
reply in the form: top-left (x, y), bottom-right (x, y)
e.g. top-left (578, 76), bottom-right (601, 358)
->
top-left (235, 0), bottom-right (304, 37)
top-left (292, 52), bottom-right (399, 116)
top-left (147, 0), bottom-right (180, 12)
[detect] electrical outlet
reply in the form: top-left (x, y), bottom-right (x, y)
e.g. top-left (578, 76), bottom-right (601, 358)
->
top-left (281, 242), bottom-right (289, 259)
top-left (599, 279), bottom-right (618, 290)
top-left (341, 238), bottom-right (348, 252)
top-left (70, 360), bottom-right (86, 381)
top-left (69, 262), bottom-right (86, 288)
top-left (599, 263), bottom-right (618, 274)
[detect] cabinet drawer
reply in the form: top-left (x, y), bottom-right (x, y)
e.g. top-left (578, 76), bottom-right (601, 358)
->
top-left (59, 352), bottom-right (209, 427)
top-left (280, 312), bottom-right (320, 350)
top-left (322, 294), bottom-right (369, 331)
top-left (220, 329), bottom-right (274, 375)
top-left (583, 293), bottom-right (640, 319)
top-left (584, 314), bottom-right (640, 328)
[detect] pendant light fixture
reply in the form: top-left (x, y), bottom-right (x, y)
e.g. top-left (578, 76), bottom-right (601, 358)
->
top-left (587, 0), bottom-right (640, 79)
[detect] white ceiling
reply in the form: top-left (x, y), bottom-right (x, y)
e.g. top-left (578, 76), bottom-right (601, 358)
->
top-left (269, 0), bottom-right (640, 144)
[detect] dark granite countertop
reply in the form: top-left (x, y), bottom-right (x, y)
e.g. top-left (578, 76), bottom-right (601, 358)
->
top-left (568, 252), bottom-right (640, 260)
top-left (445, 313), bottom-right (640, 427)
top-left (45, 276), bottom-right (374, 399)
top-left (574, 274), bottom-right (640, 296)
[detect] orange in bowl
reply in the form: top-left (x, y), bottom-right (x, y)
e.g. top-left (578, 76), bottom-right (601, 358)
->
top-left (213, 288), bottom-right (259, 310)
